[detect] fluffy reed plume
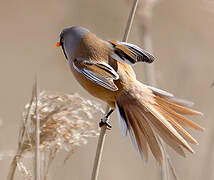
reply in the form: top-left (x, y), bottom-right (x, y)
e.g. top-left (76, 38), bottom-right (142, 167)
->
top-left (8, 90), bottom-right (103, 180)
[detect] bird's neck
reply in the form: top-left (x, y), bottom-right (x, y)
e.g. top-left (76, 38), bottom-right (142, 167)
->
top-left (74, 33), bottom-right (110, 60)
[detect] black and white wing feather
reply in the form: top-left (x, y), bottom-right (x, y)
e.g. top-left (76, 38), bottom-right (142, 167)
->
top-left (109, 40), bottom-right (155, 65)
top-left (73, 58), bottom-right (119, 91)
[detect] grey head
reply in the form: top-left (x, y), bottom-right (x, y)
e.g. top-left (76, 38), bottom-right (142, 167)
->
top-left (59, 26), bottom-right (89, 61)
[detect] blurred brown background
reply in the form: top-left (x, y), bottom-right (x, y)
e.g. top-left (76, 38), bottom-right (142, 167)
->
top-left (0, 0), bottom-right (213, 179)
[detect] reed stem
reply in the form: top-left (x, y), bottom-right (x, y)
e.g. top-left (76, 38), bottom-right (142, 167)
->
top-left (123, 0), bottom-right (139, 42)
top-left (91, 1), bottom-right (139, 180)
top-left (34, 78), bottom-right (40, 180)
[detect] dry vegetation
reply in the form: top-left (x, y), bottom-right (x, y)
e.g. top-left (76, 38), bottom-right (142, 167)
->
top-left (7, 87), bottom-right (103, 180)
top-left (1, 0), bottom-right (210, 180)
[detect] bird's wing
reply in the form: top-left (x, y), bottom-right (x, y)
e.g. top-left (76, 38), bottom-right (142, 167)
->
top-left (73, 58), bottom-right (119, 91)
top-left (109, 40), bottom-right (155, 65)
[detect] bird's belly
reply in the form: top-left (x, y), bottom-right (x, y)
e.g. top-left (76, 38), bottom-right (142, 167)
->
top-left (70, 65), bottom-right (118, 107)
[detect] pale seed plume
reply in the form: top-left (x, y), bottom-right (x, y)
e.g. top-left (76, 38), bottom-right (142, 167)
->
top-left (8, 90), bottom-right (103, 180)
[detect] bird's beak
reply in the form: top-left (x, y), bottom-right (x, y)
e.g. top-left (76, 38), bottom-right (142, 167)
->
top-left (56, 42), bottom-right (61, 47)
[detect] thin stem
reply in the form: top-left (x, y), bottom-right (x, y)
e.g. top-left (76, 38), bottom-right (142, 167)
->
top-left (7, 81), bottom-right (36, 180)
top-left (91, 106), bottom-right (109, 180)
top-left (34, 78), bottom-right (40, 180)
top-left (91, 1), bottom-right (139, 180)
top-left (123, 0), bottom-right (139, 42)
top-left (7, 154), bottom-right (21, 180)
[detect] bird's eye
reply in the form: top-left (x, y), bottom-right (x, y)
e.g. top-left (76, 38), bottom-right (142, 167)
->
top-left (60, 37), bottom-right (64, 44)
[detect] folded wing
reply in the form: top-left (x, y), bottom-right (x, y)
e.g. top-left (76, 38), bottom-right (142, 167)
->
top-left (73, 58), bottom-right (119, 91)
top-left (109, 40), bottom-right (155, 65)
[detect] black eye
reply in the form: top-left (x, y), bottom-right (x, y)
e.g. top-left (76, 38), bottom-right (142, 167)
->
top-left (60, 37), bottom-right (68, 60)
top-left (60, 37), bottom-right (64, 45)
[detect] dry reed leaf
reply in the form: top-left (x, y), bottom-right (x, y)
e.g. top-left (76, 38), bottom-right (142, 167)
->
top-left (16, 156), bottom-right (33, 180)
top-left (8, 90), bottom-right (103, 180)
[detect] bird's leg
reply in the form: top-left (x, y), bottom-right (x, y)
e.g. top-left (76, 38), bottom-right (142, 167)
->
top-left (99, 109), bottom-right (114, 130)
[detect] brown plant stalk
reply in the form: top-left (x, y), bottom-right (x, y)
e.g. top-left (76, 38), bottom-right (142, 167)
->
top-left (90, 1), bottom-right (139, 180)
top-left (34, 78), bottom-right (40, 180)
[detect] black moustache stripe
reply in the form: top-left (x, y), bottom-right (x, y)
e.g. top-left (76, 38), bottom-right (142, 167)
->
top-left (61, 43), bottom-right (68, 60)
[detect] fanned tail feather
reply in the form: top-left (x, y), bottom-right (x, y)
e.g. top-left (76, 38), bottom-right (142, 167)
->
top-left (116, 81), bottom-right (204, 163)
top-left (127, 106), bottom-right (163, 163)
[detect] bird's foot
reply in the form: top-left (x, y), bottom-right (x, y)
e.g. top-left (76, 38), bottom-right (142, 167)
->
top-left (99, 109), bottom-right (114, 130)
top-left (99, 119), bottom-right (112, 130)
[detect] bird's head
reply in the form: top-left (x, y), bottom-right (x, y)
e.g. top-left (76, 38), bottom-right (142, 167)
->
top-left (56, 26), bottom-right (89, 61)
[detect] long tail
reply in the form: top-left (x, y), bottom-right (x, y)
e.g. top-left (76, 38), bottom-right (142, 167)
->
top-left (116, 80), bottom-right (204, 164)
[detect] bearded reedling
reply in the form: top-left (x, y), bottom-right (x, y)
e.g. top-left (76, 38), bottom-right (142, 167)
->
top-left (56, 26), bottom-right (204, 163)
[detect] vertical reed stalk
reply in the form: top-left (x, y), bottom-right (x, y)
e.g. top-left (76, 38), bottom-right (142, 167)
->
top-left (7, 153), bottom-right (22, 180)
top-left (7, 79), bottom-right (36, 180)
top-left (91, 106), bottom-right (109, 180)
top-left (91, 1), bottom-right (139, 180)
top-left (123, 0), bottom-right (139, 42)
top-left (34, 78), bottom-right (40, 180)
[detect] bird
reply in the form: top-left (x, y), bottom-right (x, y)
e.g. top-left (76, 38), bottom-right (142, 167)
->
top-left (56, 26), bottom-right (204, 164)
